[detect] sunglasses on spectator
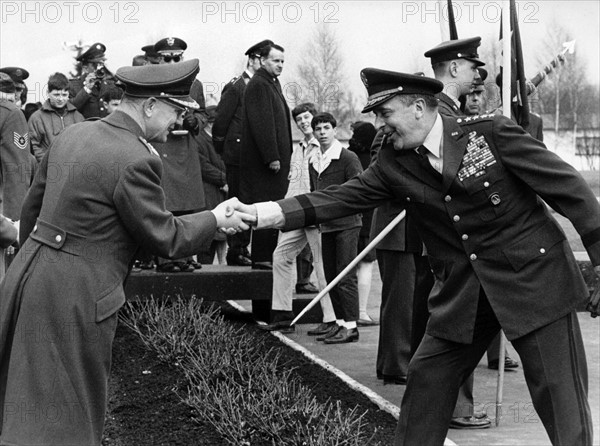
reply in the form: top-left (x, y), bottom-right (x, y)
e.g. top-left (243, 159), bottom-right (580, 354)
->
top-left (162, 55), bottom-right (181, 63)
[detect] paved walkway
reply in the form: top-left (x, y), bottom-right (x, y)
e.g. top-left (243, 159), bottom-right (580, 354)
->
top-left (235, 264), bottom-right (600, 446)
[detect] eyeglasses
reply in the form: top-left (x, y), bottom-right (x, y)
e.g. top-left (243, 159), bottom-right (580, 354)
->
top-left (157, 99), bottom-right (187, 119)
top-left (162, 55), bottom-right (181, 63)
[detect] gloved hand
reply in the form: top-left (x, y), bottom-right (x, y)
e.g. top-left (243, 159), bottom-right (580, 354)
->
top-left (182, 113), bottom-right (200, 135)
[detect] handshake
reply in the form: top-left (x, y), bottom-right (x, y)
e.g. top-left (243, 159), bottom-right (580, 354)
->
top-left (210, 198), bottom-right (257, 236)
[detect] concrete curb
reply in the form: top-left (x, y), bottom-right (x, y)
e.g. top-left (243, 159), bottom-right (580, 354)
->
top-left (228, 300), bottom-right (458, 446)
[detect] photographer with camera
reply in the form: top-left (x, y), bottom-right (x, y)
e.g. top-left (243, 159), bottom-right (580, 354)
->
top-left (68, 42), bottom-right (117, 119)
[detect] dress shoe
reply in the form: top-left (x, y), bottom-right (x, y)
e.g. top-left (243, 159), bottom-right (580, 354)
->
top-left (449, 415), bottom-right (491, 429)
top-left (188, 260), bottom-right (202, 270)
top-left (295, 283), bottom-right (320, 294)
top-left (139, 259), bottom-right (155, 270)
top-left (227, 254), bottom-right (252, 267)
top-left (316, 324), bottom-right (341, 341)
top-left (357, 317), bottom-right (379, 327)
top-left (488, 356), bottom-right (520, 370)
top-left (307, 321), bottom-right (337, 336)
top-left (258, 320), bottom-right (295, 333)
top-left (177, 262), bottom-right (196, 273)
top-left (156, 262), bottom-right (181, 273)
top-left (382, 374), bottom-right (407, 385)
top-left (324, 327), bottom-right (359, 344)
top-left (252, 261), bottom-right (273, 270)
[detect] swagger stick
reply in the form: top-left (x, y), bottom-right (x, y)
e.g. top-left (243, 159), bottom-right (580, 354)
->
top-left (290, 209), bottom-right (406, 326)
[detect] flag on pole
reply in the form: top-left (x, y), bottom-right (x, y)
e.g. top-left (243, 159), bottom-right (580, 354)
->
top-left (447, 0), bottom-right (459, 40)
top-left (499, 0), bottom-right (530, 127)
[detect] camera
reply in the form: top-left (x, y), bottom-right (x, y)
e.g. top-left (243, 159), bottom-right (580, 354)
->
top-left (94, 66), bottom-right (106, 79)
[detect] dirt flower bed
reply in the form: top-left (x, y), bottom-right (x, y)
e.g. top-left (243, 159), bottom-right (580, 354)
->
top-left (102, 301), bottom-right (398, 445)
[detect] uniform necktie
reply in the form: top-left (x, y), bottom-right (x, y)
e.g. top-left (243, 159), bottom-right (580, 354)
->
top-left (416, 145), bottom-right (442, 180)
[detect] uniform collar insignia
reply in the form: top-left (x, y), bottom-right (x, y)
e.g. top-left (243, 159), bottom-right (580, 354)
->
top-left (138, 136), bottom-right (159, 157)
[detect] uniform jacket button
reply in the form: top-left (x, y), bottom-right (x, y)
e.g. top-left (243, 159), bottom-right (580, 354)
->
top-left (484, 181), bottom-right (490, 187)
top-left (453, 215), bottom-right (460, 222)
top-left (445, 195), bottom-right (452, 202)
top-left (540, 248), bottom-right (546, 254)
top-left (55, 235), bottom-right (62, 243)
top-left (462, 234), bottom-right (469, 241)
top-left (470, 253), bottom-right (477, 261)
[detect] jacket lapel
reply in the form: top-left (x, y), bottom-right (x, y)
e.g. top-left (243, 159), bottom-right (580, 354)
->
top-left (395, 149), bottom-right (441, 190)
top-left (441, 115), bottom-right (468, 193)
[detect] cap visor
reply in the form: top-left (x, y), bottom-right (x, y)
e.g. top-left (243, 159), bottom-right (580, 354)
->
top-left (165, 96), bottom-right (199, 110)
top-left (361, 93), bottom-right (396, 114)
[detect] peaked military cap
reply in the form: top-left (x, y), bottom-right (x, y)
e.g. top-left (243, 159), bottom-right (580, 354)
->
top-left (115, 58), bottom-right (200, 109)
top-left (76, 42), bottom-right (107, 63)
top-left (245, 39), bottom-right (274, 57)
top-left (424, 37), bottom-right (485, 67)
top-left (142, 44), bottom-right (161, 59)
top-left (154, 37), bottom-right (187, 55)
top-left (0, 67), bottom-right (29, 84)
top-left (360, 68), bottom-right (443, 113)
top-left (0, 72), bottom-right (16, 93)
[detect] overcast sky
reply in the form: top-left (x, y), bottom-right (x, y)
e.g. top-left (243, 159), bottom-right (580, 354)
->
top-left (1, 1), bottom-right (598, 106)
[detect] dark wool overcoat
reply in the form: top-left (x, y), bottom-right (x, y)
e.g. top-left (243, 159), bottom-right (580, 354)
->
top-left (239, 67), bottom-right (292, 202)
top-left (0, 111), bottom-right (217, 445)
top-left (212, 71), bottom-right (250, 166)
top-left (152, 131), bottom-right (205, 212)
top-left (277, 114), bottom-right (600, 343)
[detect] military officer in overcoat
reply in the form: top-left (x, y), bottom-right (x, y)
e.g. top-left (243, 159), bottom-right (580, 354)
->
top-left (68, 42), bottom-right (118, 119)
top-left (238, 69), bottom-right (600, 446)
top-left (213, 39), bottom-right (273, 266)
top-left (0, 60), bottom-right (253, 445)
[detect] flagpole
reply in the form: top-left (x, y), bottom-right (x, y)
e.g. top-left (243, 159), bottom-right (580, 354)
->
top-left (495, 0), bottom-right (512, 428)
top-left (502, 0), bottom-right (512, 120)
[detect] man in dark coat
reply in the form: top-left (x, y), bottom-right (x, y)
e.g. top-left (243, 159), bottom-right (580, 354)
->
top-left (213, 39), bottom-right (273, 266)
top-left (240, 42), bottom-right (292, 267)
top-left (0, 60), bottom-right (253, 446)
top-left (68, 42), bottom-right (118, 119)
top-left (239, 69), bottom-right (600, 446)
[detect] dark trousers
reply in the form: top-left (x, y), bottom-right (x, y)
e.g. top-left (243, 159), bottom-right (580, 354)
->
top-left (375, 250), bottom-right (417, 377)
top-left (225, 164), bottom-right (250, 258)
top-left (321, 228), bottom-right (360, 322)
top-left (395, 290), bottom-right (592, 446)
top-left (251, 228), bottom-right (278, 264)
top-left (296, 243), bottom-right (314, 286)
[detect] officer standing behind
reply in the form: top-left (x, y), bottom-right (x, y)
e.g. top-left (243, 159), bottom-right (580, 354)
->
top-left (240, 68), bottom-right (600, 446)
top-left (68, 42), bottom-right (117, 119)
top-left (240, 42), bottom-right (292, 268)
top-left (213, 39), bottom-right (273, 266)
top-left (0, 59), bottom-right (253, 446)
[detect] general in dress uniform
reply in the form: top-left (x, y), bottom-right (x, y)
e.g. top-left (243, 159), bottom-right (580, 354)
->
top-left (0, 59), bottom-right (250, 445)
top-left (248, 69), bottom-right (600, 446)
